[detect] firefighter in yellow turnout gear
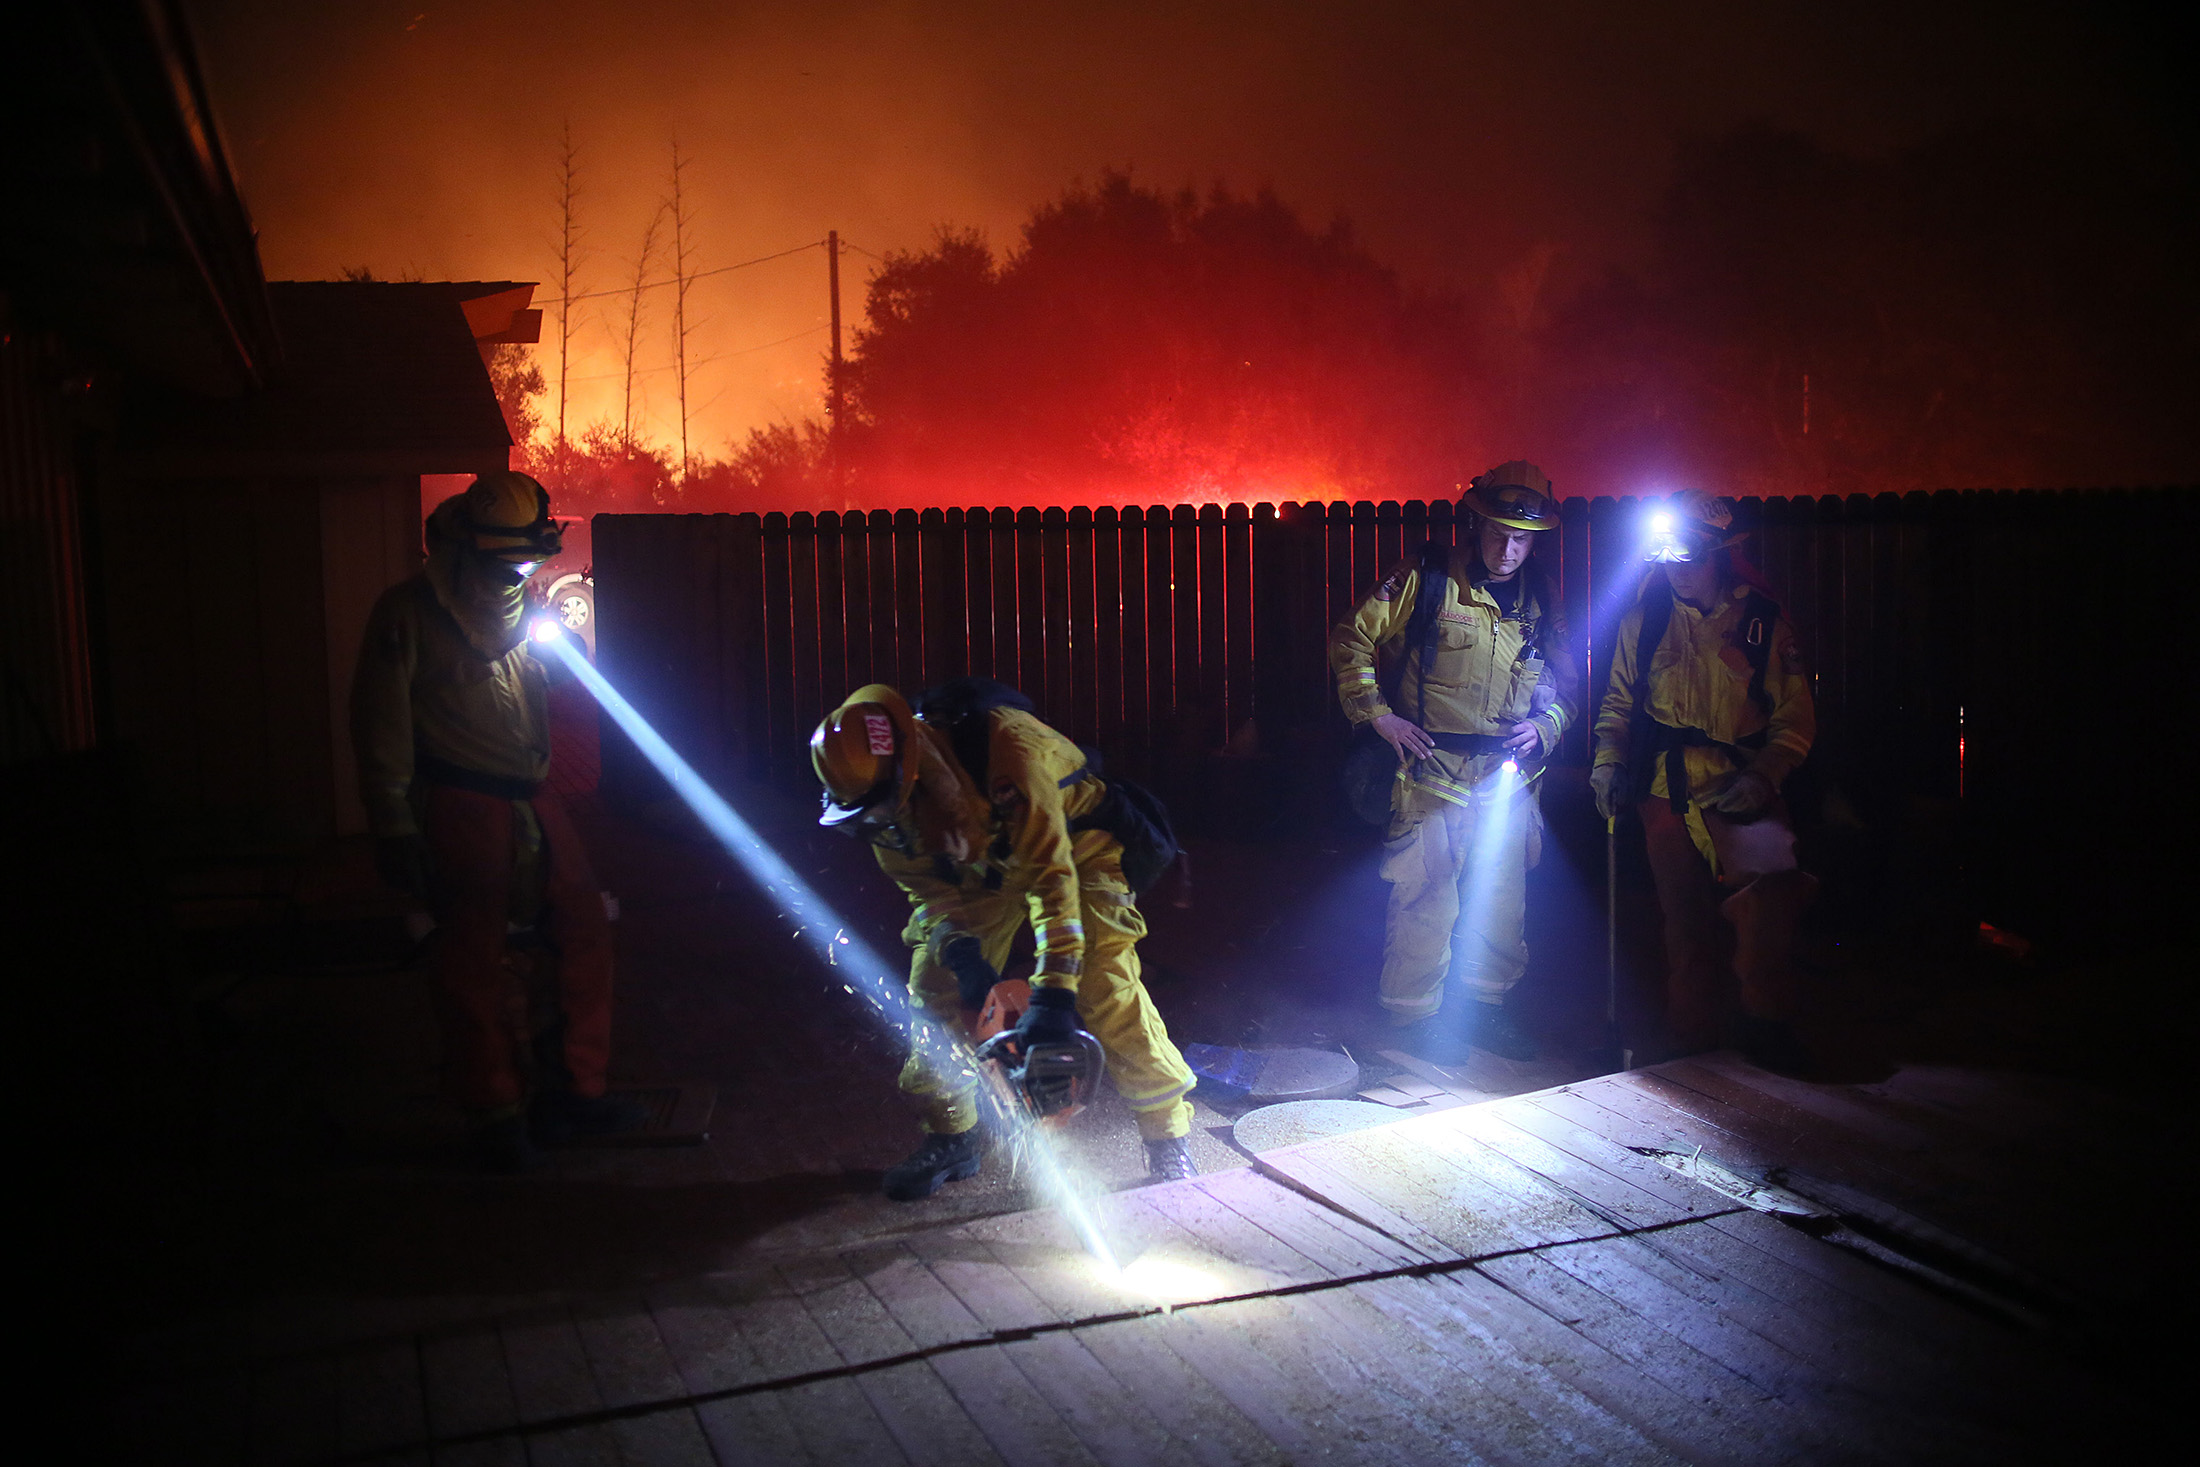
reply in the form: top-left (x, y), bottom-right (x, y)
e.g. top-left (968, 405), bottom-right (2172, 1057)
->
top-left (813, 680), bottom-right (1198, 1199)
top-left (1330, 463), bottom-right (1580, 1061)
top-left (1591, 490), bottom-right (1818, 1069)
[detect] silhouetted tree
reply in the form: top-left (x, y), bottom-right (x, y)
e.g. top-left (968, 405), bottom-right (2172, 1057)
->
top-left (843, 173), bottom-right (1489, 504)
top-left (619, 207), bottom-right (666, 448)
top-left (667, 138), bottom-right (702, 480)
top-left (681, 421), bottom-right (836, 508)
top-left (487, 344), bottom-right (545, 446)
top-left (551, 120), bottom-right (586, 450)
top-left (1534, 121), bottom-right (2199, 495)
top-left (522, 425), bottom-right (676, 513)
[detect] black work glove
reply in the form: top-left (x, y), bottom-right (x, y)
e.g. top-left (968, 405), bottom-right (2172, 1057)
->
top-left (939, 934), bottom-right (1000, 1011)
top-left (374, 834), bottom-right (431, 897)
top-left (1013, 985), bottom-right (1082, 1047)
top-left (1589, 764), bottom-right (1626, 822)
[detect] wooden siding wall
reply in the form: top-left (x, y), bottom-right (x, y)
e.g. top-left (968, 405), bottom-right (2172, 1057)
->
top-left (1, 330), bottom-right (99, 763)
top-left (596, 489), bottom-right (2190, 936)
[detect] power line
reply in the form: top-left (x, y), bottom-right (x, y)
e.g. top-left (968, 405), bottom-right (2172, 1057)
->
top-left (725, 324), bottom-right (829, 357)
top-left (539, 239), bottom-right (824, 307)
top-left (838, 239), bottom-right (887, 263)
top-left (558, 325), bottom-right (827, 382)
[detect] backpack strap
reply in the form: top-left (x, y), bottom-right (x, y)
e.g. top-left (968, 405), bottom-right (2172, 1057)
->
top-left (1622, 578), bottom-right (1677, 806)
top-left (1518, 563), bottom-right (1555, 656)
top-left (1403, 537), bottom-right (1451, 733)
top-left (916, 676), bottom-right (1037, 790)
top-left (1633, 576), bottom-right (1676, 694)
top-left (1736, 589), bottom-right (1778, 716)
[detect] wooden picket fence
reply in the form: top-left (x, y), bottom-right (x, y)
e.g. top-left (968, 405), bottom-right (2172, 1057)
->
top-left (594, 489), bottom-right (2190, 936)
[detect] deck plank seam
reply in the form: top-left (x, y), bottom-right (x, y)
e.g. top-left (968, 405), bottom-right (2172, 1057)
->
top-left (299, 1207), bottom-right (1749, 1465)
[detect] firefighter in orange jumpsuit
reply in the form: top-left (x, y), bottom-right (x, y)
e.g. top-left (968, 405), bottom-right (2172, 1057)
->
top-left (351, 472), bottom-right (639, 1169)
top-left (1591, 490), bottom-right (1818, 1071)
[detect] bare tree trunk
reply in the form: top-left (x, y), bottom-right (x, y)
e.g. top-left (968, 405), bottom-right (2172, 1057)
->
top-left (667, 139), bottom-right (699, 483)
top-left (621, 206), bottom-right (666, 448)
top-left (554, 121), bottom-right (584, 461)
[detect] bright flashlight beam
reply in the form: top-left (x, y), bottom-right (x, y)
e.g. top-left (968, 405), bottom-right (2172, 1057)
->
top-left (537, 626), bottom-right (1122, 1265)
top-left (539, 628), bottom-right (909, 1013)
top-left (1452, 759), bottom-right (1523, 1001)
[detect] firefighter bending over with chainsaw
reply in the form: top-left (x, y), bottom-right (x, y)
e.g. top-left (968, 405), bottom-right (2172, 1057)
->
top-left (812, 679), bottom-right (1199, 1199)
top-left (1331, 462), bottom-right (1581, 1062)
top-left (352, 472), bottom-right (642, 1171)
top-left (1591, 489), bottom-right (1818, 1072)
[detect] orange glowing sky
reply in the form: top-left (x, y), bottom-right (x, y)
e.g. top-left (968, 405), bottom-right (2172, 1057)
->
top-left (192, 0), bottom-right (2155, 468)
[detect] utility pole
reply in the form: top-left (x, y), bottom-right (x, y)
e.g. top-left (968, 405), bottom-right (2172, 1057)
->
top-left (826, 229), bottom-right (843, 438)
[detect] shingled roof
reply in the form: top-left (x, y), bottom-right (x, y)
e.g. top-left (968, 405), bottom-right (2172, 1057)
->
top-left (123, 281), bottom-right (525, 475)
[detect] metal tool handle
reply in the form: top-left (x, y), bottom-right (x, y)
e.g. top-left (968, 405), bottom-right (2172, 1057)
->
top-left (1606, 814), bottom-right (1629, 1071)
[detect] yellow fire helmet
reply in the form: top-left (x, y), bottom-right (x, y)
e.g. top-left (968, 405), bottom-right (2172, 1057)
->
top-left (459, 471), bottom-right (563, 565)
top-left (1461, 460), bottom-right (1560, 531)
top-left (1646, 488), bottom-right (1745, 562)
top-left (812, 684), bottom-right (919, 830)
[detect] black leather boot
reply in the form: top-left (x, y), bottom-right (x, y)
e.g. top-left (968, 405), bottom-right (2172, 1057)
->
top-left (883, 1129), bottom-right (983, 1201)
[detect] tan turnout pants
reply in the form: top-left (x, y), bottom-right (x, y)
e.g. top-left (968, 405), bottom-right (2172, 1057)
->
top-left (1638, 798), bottom-right (1817, 1045)
top-left (899, 836), bottom-right (1196, 1141)
top-left (1378, 780), bottom-right (1542, 1022)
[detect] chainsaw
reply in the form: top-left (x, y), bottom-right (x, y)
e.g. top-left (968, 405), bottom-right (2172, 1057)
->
top-left (969, 980), bottom-right (1107, 1169)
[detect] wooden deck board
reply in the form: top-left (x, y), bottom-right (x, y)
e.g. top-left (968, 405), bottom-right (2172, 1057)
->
top-left (571, 1294), bottom-right (687, 1409)
top-left (1197, 1165), bottom-right (1425, 1276)
top-left (853, 1242), bottom-right (1105, 1467)
top-left (1066, 1317), bottom-right (1288, 1467)
top-left (247, 1350), bottom-right (337, 1465)
top-left (752, 1375), bottom-right (918, 1467)
top-left (647, 1275), bottom-right (765, 1394)
top-left (429, 1440), bottom-right (515, 1467)
top-left (1332, 1273), bottom-right (1685, 1467)
top-left (1253, 1116), bottom-right (1611, 1263)
top-left (418, 1324), bottom-right (517, 1442)
top-left (1593, 1068), bottom-right (2098, 1290)
top-left (520, 1419), bottom-right (623, 1467)
top-left (967, 1207), bottom-right (1288, 1467)
top-left (1474, 1246), bottom-right (1871, 1461)
top-left (1147, 1294), bottom-right (1457, 1467)
top-left (1101, 1196), bottom-right (1473, 1464)
top-left (497, 1304), bottom-right (602, 1423)
top-left (325, 1336), bottom-right (425, 1460)
top-left (695, 1390), bottom-right (817, 1466)
top-left (781, 1252), bottom-right (1002, 1467)
top-left (103, 1058), bottom-right (2146, 1464)
top-left (899, 1227), bottom-right (1202, 1467)
top-left (1433, 1264), bottom-right (1783, 1467)
top-left (1563, 1070), bottom-right (2011, 1232)
top-left (998, 1331), bottom-right (1203, 1467)
top-left (1435, 1104), bottom-right (1737, 1229)
top-left (924, 1344), bottom-right (1105, 1467)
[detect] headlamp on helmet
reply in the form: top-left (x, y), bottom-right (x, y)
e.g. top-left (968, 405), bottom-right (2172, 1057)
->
top-left (1644, 489), bottom-right (1740, 563)
top-left (459, 471), bottom-right (563, 568)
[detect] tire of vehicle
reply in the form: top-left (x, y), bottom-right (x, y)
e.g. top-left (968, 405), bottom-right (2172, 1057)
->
top-left (546, 575), bottom-right (596, 659)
